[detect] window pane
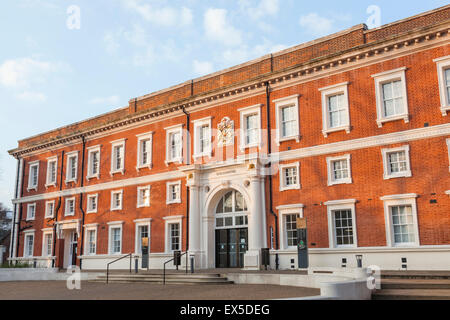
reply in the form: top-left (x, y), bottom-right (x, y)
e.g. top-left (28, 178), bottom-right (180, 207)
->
top-left (391, 205), bottom-right (415, 244)
top-left (334, 210), bottom-right (354, 246)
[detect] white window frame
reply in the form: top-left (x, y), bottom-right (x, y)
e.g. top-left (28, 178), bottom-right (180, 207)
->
top-left (27, 161), bottom-right (39, 191)
top-left (238, 104), bottom-right (262, 150)
top-left (137, 185), bottom-right (151, 208)
top-left (433, 55), bottom-right (450, 116)
top-left (274, 95), bottom-right (300, 145)
top-left (84, 223), bottom-right (98, 256)
top-left (45, 156), bottom-right (58, 187)
top-left (86, 194), bottom-right (98, 214)
top-left (325, 199), bottom-right (358, 249)
top-left (381, 145), bottom-right (412, 180)
top-left (163, 216), bottom-right (183, 253)
top-left (65, 151), bottom-right (79, 184)
top-left (447, 138), bottom-right (450, 172)
top-left (166, 181), bottom-right (181, 204)
top-left (279, 162), bottom-right (301, 191)
top-left (26, 203), bottom-right (36, 221)
top-left (107, 221), bottom-right (123, 255)
top-left (45, 200), bottom-right (55, 219)
top-left (134, 218), bottom-right (152, 255)
top-left (41, 229), bottom-right (53, 257)
top-left (65, 197), bottom-right (76, 216)
top-left (192, 117), bottom-right (212, 160)
top-left (372, 67), bottom-right (409, 127)
top-left (276, 204), bottom-right (304, 250)
top-left (110, 190), bottom-right (123, 211)
top-left (327, 154), bottom-right (353, 186)
top-left (136, 132), bottom-right (154, 170)
top-left (165, 124), bottom-right (184, 165)
top-left (380, 194), bottom-right (420, 247)
top-left (86, 145), bottom-right (101, 180)
top-left (110, 139), bottom-right (126, 175)
top-left (319, 82), bottom-right (351, 137)
top-left (23, 230), bottom-right (35, 258)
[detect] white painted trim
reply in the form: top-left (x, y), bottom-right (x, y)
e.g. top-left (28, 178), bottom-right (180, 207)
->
top-left (278, 205), bottom-right (304, 250)
top-left (192, 117), bottom-right (212, 160)
top-left (110, 139), bottom-right (126, 176)
top-left (326, 154), bottom-right (352, 186)
top-left (86, 145), bottom-right (101, 181)
top-left (239, 104), bottom-right (262, 150)
top-left (110, 190), bottom-right (123, 211)
top-left (134, 219), bottom-right (152, 255)
top-left (372, 67), bottom-right (409, 127)
top-left (434, 55), bottom-right (450, 116)
top-left (65, 197), bottom-right (76, 216)
top-left (136, 132), bottom-right (153, 171)
top-left (276, 203), bottom-right (305, 211)
top-left (45, 156), bottom-right (58, 187)
top-left (23, 232), bottom-right (35, 258)
top-left (108, 223), bottom-right (123, 255)
top-left (381, 145), bottom-right (412, 180)
top-left (319, 82), bottom-right (351, 137)
top-left (41, 230), bottom-right (53, 257)
top-left (446, 190), bottom-right (450, 196)
top-left (44, 200), bottom-right (55, 219)
top-left (164, 216), bottom-right (183, 253)
top-left (86, 193), bottom-right (98, 214)
top-left (381, 194), bottom-right (420, 248)
top-left (65, 151), bottom-right (79, 184)
top-left (27, 161), bottom-right (39, 191)
top-left (279, 162), bottom-right (301, 191)
top-left (136, 185), bottom-right (151, 208)
top-left (447, 138), bottom-right (450, 172)
top-left (274, 95), bottom-right (300, 145)
top-left (166, 181), bottom-right (181, 204)
top-left (26, 203), bottom-right (36, 221)
top-left (165, 124), bottom-right (184, 165)
top-left (325, 199), bottom-right (358, 249)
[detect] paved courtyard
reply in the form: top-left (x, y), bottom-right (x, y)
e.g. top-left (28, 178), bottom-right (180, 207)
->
top-left (0, 281), bottom-right (320, 300)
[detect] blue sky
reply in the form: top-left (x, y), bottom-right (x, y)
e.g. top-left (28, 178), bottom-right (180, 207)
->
top-left (0, 0), bottom-right (447, 208)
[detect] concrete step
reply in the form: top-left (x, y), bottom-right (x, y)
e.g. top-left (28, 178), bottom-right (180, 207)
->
top-left (97, 273), bottom-right (224, 279)
top-left (372, 289), bottom-right (450, 300)
top-left (381, 279), bottom-right (450, 290)
top-left (90, 278), bottom-right (234, 285)
top-left (381, 271), bottom-right (450, 280)
top-left (91, 273), bottom-right (233, 285)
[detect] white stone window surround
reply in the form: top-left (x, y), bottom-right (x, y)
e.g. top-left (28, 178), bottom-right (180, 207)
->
top-left (44, 200), bottom-right (55, 219)
top-left (136, 131), bottom-right (154, 170)
top-left (65, 197), bottom-right (76, 216)
top-left (137, 185), bottom-right (151, 208)
top-left (84, 223), bottom-right (98, 256)
top-left (326, 154), bottom-right (353, 186)
top-left (433, 55), bottom-right (450, 116)
top-left (192, 117), bottom-right (213, 160)
top-left (27, 160), bottom-right (40, 191)
top-left (23, 230), bottom-right (35, 258)
top-left (380, 194), bottom-right (420, 248)
top-left (86, 193), bottom-right (98, 214)
top-left (273, 95), bottom-right (301, 145)
top-left (238, 104), bottom-right (263, 150)
top-left (276, 204), bottom-right (304, 250)
top-left (279, 162), bottom-right (301, 191)
top-left (381, 145), bottom-right (412, 180)
top-left (446, 190), bottom-right (450, 196)
top-left (134, 218), bottom-right (152, 255)
top-left (45, 156), bottom-right (58, 188)
top-left (110, 139), bottom-right (126, 176)
top-left (86, 145), bottom-right (101, 180)
top-left (371, 67), bottom-right (409, 127)
top-left (65, 151), bottom-right (79, 184)
top-left (325, 199), bottom-right (358, 249)
top-left (41, 228), bottom-right (53, 257)
top-left (163, 215), bottom-right (183, 253)
top-left (110, 189), bottom-right (123, 211)
top-left (166, 180), bottom-right (182, 204)
top-left (319, 82), bottom-right (351, 137)
top-left (107, 221), bottom-right (124, 255)
top-left (26, 203), bottom-right (36, 221)
top-left (447, 138), bottom-right (450, 172)
top-left (165, 124), bottom-right (184, 165)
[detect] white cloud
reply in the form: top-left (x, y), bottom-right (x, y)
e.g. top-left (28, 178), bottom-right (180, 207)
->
top-left (0, 58), bottom-right (60, 88)
top-left (204, 8), bottom-right (243, 47)
top-left (16, 91), bottom-right (47, 102)
top-left (299, 13), bottom-right (334, 37)
top-left (89, 95), bottom-right (120, 105)
top-left (193, 60), bottom-right (214, 76)
top-left (239, 0), bottom-right (279, 20)
top-left (222, 40), bottom-right (288, 65)
top-left (122, 0), bottom-right (193, 27)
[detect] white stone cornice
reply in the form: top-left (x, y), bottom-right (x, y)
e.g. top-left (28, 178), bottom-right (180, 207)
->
top-left (324, 199), bottom-right (357, 206)
top-left (380, 194), bottom-right (418, 201)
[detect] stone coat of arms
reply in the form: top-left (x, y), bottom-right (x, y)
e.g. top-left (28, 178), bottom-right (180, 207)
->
top-left (217, 117), bottom-right (234, 146)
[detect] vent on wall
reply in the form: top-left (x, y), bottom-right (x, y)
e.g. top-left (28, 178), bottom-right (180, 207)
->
top-left (341, 258), bottom-right (347, 268)
top-left (402, 257), bottom-right (408, 270)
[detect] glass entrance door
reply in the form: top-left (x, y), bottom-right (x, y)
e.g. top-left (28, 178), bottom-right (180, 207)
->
top-left (215, 228), bottom-right (248, 268)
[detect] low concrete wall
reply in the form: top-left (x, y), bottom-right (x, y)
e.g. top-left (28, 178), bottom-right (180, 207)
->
top-left (0, 268), bottom-right (102, 282)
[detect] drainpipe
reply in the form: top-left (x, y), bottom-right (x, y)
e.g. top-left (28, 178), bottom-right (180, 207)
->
top-left (52, 151), bottom-right (65, 267)
top-left (182, 106), bottom-right (190, 254)
top-left (9, 157), bottom-right (21, 261)
top-left (265, 81), bottom-right (279, 270)
top-left (78, 136), bottom-right (87, 269)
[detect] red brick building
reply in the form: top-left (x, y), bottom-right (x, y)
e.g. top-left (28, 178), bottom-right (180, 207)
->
top-left (8, 6), bottom-right (450, 271)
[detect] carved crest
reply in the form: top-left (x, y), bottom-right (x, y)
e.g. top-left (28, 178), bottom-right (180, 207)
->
top-left (217, 117), bottom-right (234, 146)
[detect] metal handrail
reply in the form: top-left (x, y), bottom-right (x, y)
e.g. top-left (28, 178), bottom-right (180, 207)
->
top-left (106, 253), bottom-right (133, 284)
top-left (163, 251), bottom-right (188, 285)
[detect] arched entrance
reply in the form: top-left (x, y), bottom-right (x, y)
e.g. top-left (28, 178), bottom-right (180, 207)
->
top-left (214, 190), bottom-right (249, 268)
